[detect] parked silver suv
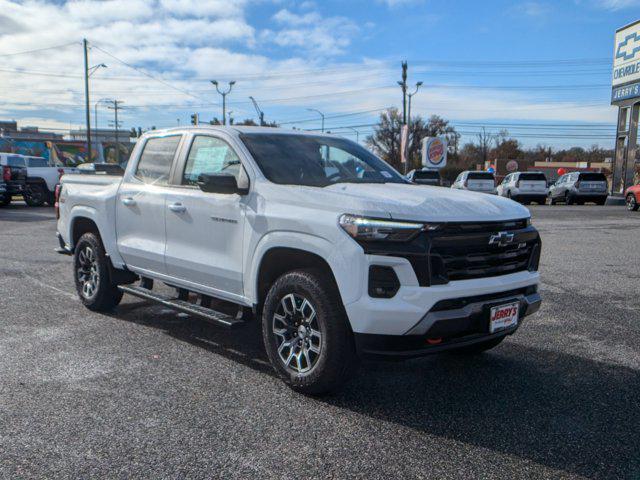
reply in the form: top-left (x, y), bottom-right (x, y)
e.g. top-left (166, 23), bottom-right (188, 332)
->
top-left (548, 172), bottom-right (608, 205)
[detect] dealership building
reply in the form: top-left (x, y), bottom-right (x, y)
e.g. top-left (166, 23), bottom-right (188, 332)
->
top-left (611, 19), bottom-right (640, 193)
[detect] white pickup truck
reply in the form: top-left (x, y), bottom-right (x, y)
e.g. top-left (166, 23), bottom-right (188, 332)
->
top-left (6, 155), bottom-right (79, 206)
top-left (56, 126), bottom-right (541, 394)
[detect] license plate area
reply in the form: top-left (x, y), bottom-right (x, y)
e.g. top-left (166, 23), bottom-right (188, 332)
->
top-left (489, 301), bottom-right (519, 333)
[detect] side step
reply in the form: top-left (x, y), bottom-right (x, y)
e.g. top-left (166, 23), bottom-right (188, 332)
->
top-left (118, 285), bottom-right (245, 329)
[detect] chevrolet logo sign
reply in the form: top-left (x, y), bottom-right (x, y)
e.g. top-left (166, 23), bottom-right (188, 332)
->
top-left (489, 231), bottom-right (515, 247)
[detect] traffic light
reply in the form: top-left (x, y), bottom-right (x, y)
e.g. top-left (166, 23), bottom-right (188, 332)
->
top-left (190, 113), bottom-right (199, 126)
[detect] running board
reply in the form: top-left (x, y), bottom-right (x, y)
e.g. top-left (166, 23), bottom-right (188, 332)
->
top-left (118, 285), bottom-right (245, 328)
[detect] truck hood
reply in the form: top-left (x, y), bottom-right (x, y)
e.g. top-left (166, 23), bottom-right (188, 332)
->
top-left (306, 183), bottom-right (530, 222)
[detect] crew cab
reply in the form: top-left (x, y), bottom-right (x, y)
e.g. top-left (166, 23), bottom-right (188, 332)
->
top-left (56, 126), bottom-right (541, 394)
top-left (0, 153), bottom-right (27, 206)
top-left (496, 171), bottom-right (548, 205)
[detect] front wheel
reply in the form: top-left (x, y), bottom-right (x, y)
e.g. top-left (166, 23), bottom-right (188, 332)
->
top-left (262, 269), bottom-right (356, 395)
top-left (0, 194), bottom-right (10, 206)
top-left (74, 232), bottom-right (123, 311)
top-left (627, 194), bottom-right (639, 211)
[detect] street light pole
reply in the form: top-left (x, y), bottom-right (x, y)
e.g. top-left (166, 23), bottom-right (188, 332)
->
top-left (94, 97), bottom-right (110, 159)
top-left (407, 81), bottom-right (423, 131)
top-left (307, 108), bottom-right (325, 133)
top-left (346, 126), bottom-right (359, 143)
top-left (211, 80), bottom-right (235, 125)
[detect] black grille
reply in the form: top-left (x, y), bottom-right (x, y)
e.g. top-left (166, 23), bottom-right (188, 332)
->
top-left (357, 219), bottom-right (540, 287)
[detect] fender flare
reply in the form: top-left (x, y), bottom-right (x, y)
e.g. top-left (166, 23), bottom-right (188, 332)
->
top-left (246, 231), bottom-right (357, 305)
top-left (68, 205), bottom-right (126, 268)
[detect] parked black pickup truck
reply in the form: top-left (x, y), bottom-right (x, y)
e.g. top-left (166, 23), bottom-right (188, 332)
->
top-left (0, 153), bottom-right (27, 206)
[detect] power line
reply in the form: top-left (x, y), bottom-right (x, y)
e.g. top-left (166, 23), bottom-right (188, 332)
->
top-left (89, 43), bottom-right (212, 103)
top-left (0, 42), bottom-right (79, 57)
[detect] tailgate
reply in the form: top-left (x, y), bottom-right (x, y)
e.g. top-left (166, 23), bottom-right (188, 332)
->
top-left (579, 181), bottom-right (607, 191)
top-left (468, 179), bottom-right (494, 190)
top-left (519, 180), bottom-right (546, 192)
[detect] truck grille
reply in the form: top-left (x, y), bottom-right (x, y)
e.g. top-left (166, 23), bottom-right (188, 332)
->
top-left (427, 220), bottom-right (540, 284)
top-left (359, 219), bottom-right (540, 287)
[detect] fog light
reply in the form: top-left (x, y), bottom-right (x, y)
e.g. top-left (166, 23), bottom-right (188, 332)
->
top-left (368, 266), bottom-right (400, 298)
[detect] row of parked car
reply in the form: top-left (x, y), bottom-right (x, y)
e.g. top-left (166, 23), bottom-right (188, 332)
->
top-left (407, 168), bottom-right (611, 206)
top-left (0, 153), bottom-right (78, 207)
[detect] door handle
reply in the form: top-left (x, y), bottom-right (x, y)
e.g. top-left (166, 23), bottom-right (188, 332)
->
top-left (121, 197), bottom-right (136, 207)
top-left (168, 202), bottom-right (186, 213)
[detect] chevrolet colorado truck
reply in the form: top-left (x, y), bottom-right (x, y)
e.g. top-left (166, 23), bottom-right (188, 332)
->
top-left (56, 126), bottom-right (541, 394)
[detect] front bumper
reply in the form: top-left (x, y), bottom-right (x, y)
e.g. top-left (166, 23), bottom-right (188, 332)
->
top-left (5, 182), bottom-right (25, 194)
top-left (512, 193), bottom-right (547, 203)
top-left (355, 288), bottom-right (541, 359)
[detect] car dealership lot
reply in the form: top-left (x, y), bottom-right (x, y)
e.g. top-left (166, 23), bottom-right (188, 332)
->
top-left (0, 203), bottom-right (638, 479)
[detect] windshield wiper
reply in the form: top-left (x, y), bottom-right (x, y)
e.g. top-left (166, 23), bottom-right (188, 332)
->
top-left (328, 178), bottom-right (386, 185)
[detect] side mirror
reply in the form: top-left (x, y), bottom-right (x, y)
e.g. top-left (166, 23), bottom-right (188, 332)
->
top-left (197, 174), bottom-right (248, 195)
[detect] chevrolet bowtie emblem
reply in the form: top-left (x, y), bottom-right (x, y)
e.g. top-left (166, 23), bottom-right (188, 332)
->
top-left (489, 231), bottom-right (515, 247)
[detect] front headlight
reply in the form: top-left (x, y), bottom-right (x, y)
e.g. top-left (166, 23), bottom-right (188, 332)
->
top-left (339, 214), bottom-right (428, 242)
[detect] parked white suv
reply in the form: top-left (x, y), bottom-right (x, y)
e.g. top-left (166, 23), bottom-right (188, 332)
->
top-left (497, 172), bottom-right (548, 205)
top-left (56, 127), bottom-right (541, 394)
top-left (451, 171), bottom-right (496, 194)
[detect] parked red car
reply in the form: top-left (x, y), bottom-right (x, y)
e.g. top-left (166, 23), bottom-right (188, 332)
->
top-left (625, 184), bottom-right (640, 211)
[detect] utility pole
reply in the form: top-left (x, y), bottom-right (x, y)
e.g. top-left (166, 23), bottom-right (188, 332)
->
top-left (107, 100), bottom-right (124, 164)
top-left (83, 39), bottom-right (92, 163)
top-left (211, 80), bottom-right (235, 125)
top-left (398, 61), bottom-right (408, 125)
top-left (249, 96), bottom-right (265, 126)
top-left (307, 108), bottom-right (325, 133)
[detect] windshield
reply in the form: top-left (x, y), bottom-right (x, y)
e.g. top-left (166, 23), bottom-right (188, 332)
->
top-left (579, 172), bottom-right (606, 182)
top-left (520, 173), bottom-right (547, 181)
top-left (26, 157), bottom-right (50, 168)
top-left (240, 133), bottom-right (406, 187)
top-left (414, 170), bottom-right (439, 180)
top-left (468, 172), bottom-right (494, 180)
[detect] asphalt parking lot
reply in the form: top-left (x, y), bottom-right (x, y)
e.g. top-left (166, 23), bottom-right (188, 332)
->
top-left (0, 202), bottom-right (638, 479)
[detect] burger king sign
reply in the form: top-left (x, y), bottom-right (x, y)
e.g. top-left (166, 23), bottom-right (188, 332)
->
top-left (422, 136), bottom-right (448, 169)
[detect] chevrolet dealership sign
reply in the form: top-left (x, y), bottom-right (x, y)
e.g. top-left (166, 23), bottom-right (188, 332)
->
top-left (612, 20), bottom-right (640, 103)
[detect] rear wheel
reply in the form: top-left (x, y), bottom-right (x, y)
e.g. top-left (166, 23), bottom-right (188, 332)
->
top-left (451, 335), bottom-right (506, 355)
top-left (596, 197), bottom-right (607, 206)
top-left (565, 192), bottom-right (574, 205)
top-left (24, 184), bottom-right (46, 207)
top-left (262, 269), bottom-right (356, 395)
top-left (74, 232), bottom-right (123, 311)
top-left (627, 194), bottom-right (639, 211)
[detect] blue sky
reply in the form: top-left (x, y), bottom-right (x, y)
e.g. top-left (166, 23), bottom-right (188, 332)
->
top-left (0, 0), bottom-right (638, 149)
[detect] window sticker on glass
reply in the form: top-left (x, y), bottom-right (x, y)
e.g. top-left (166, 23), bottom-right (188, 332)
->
top-left (380, 171), bottom-right (393, 178)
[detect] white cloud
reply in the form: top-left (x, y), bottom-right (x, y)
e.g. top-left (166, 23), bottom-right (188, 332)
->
top-left (517, 1), bottom-right (553, 17)
top-left (264, 8), bottom-right (359, 55)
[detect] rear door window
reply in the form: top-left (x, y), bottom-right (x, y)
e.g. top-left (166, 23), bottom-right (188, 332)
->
top-left (26, 157), bottom-right (50, 167)
top-left (135, 135), bottom-right (182, 185)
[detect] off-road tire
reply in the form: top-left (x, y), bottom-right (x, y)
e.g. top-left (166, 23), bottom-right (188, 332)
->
top-left (74, 232), bottom-right (123, 311)
top-left (24, 184), bottom-right (46, 207)
top-left (262, 269), bottom-right (356, 395)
